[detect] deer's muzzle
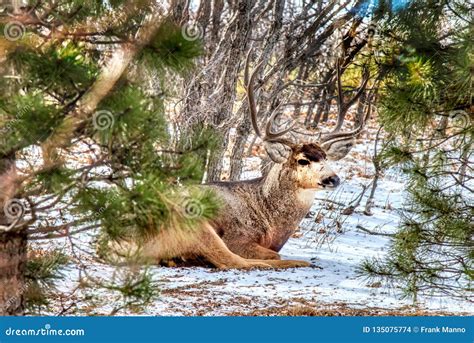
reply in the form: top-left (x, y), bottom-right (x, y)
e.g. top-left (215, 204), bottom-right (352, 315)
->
top-left (320, 175), bottom-right (340, 188)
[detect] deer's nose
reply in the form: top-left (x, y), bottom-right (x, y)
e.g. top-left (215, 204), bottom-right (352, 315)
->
top-left (321, 175), bottom-right (340, 188)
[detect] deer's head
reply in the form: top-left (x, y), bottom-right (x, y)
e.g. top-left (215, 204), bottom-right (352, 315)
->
top-left (244, 53), bottom-right (361, 191)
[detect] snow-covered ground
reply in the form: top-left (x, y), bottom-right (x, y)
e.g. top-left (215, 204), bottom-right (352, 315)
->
top-left (29, 130), bottom-right (473, 316)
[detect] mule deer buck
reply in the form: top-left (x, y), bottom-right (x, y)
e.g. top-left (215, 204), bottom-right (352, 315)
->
top-left (109, 54), bottom-right (365, 269)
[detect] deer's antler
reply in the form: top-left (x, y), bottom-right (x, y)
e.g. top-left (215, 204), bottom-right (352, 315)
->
top-left (244, 51), bottom-right (295, 145)
top-left (244, 51), bottom-right (369, 162)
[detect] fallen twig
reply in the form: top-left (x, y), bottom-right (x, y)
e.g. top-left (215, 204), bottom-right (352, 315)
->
top-left (356, 225), bottom-right (395, 237)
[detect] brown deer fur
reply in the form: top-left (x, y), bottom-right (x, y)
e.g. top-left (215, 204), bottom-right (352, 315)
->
top-left (109, 143), bottom-right (343, 270)
top-left (209, 144), bottom-right (333, 261)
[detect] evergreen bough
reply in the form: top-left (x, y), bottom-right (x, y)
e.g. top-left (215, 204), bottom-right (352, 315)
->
top-left (0, 1), bottom-right (218, 314)
top-left (360, 0), bottom-right (473, 302)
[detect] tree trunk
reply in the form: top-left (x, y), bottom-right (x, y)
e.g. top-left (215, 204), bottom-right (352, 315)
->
top-left (229, 118), bottom-right (252, 181)
top-left (0, 229), bottom-right (27, 316)
top-left (313, 70), bottom-right (335, 126)
top-left (170, 0), bottom-right (189, 24)
top-left (354, 91), bottom-right (367, 129)
top-left (206, 131), bottom-right (230, 181)
top-left (199, 0), bottom-right (254, 181)
top-left (227, 0), bottom-right (285, 181)
top-left (0, 159), bottom-right (25, 316)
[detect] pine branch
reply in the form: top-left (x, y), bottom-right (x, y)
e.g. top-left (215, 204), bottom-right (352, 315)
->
top-left (41, 3), bottom-right (165, 167)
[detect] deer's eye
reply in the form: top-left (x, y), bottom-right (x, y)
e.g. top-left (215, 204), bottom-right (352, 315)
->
top-left (297, 159), bottom-right (310, 166)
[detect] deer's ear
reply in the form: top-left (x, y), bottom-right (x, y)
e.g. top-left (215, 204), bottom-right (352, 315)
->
top-left (264, 141), bottom-right (292, 163)
top-left (322, 139), bottom-right (354, 161)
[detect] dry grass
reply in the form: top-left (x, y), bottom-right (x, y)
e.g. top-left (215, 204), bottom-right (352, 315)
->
top-left (228, 302), bottom-right (470, 317)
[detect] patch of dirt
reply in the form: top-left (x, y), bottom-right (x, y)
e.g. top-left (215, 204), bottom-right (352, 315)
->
top-left (228, 302), bottom-right (471, 317)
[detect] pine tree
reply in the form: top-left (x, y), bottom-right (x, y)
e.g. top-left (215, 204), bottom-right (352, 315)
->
top-left (360, 0), bottom-right (473, 301)
top-left (0, 1), bottom-right (217, 315)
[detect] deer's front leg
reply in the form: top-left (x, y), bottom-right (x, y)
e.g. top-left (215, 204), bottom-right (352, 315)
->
top-left (196, 224), bottom-right (272, 269)
top-left (229, 243), bottom-right (281, 260)
top-left (228, 242), bottom-right (312, 268)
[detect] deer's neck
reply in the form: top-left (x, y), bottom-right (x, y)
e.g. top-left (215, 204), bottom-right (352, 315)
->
top-left (255, 163), bottom-right (315, 251)
top-left (260, 163), bottom-right (316, 211)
